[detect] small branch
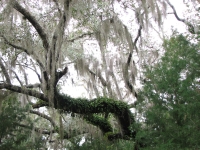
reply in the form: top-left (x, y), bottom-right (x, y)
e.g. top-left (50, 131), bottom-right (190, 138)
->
top-left (133, 25), bottom-right (142, 49)
top-left (127, 25), bottom-right (142, 66)
top-left (17, 123), bottom-right (56, 135)
top-left (15, 63), bottom-right (41, 82)
top-left (25, 83), bottom-right (41, 88)
top-left (32, 102), bottom-right (49, 109)
top-left (53, 0), bottom-right (62, 16)
top-left (67, 32), bottom-right (94, 42)
top-left (0, 57), bottom-right (11, 84)
top-left (166, 0), bottom-right (195, 34)
top-left (17, 123), bottom-right (85, 140)
top-left (55, 66), bottom-right (68, 84)
top-left (0, 34), bottom-right (45, 70)
top-left (88, 69), bottom-right (107, 87)
top-left (30, 110), bottom-right (56, 128)
top-left (0, 34), bottom-right (28, 52)
top-left (123, 25), bottom-right (142, 96)
top-left (11, 70), bottom-right (23, 86)
top-left (166, 0), bottom-right (186, 23)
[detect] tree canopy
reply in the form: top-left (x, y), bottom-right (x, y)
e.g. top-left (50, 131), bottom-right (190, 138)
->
top-left (0, 0), bottom-right (199, 149)
top-left (136, 34), bottom-right (200, 149)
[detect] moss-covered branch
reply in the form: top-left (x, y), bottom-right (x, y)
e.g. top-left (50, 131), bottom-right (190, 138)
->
top-left (84, 114), bottom-right (113, 134)
top-left (54, 93), bottom-right (136, 139)
top-left (1, 84), bottom-right (136, 140)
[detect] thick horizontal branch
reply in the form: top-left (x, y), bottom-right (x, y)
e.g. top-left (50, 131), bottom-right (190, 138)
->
top-left (29, 90), bottom-right (136, 139)
top-left (84, 114), bottom-right (112, 134)
top-left (55, 93), bottom-right (135, 138)
top-left (0, 83), bottom-right (48, 102)
top-left (32, 102), bottom-right (49, 109)
top-left (11, 0), bottom-right (49, 50)
top-left (25, 83), bottom-right (41, 88)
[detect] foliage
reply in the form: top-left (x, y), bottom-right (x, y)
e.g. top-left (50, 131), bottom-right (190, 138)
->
top-left (0, 0), bottom-right (199, 149)
top-left (54, 93), bottom-right (135, 138)
top-left (0, 95), bottom-right (44, 150)
top-left (136, 34), bottom-right (200, 149)
top-left (68, 138), bottom-right (135, 150)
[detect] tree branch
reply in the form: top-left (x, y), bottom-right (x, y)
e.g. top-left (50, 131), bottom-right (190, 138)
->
top-left (53, 0), bottom-right (62, 16)
top-left (17, 123), bottom-right (56, 135)
top-left (0, 83), bottom-right (48, 102)
top-left (126, 25), bottom-right (142, 68)
top-left (11, 0), bottom-right (49, 50)
top-left (0, 34), bottom-right (45, 70)
top-left (32, 102), bottom-right (49, 109)
top-left (123, 25), bottom-right (142, 97)
top-left (166, 0), bottom-right (195, 34)
top-left (10, 87), bottom-right (136, 139)
top-left (88, 68), bottom-right (107, 87)
top-left (0, 34), bottom-right (27, 51)
top-left (67, 32), bottom-right (94, 43)
top-left (17, 123), bottom-right (86, 140)
top-left (15, 63), bottom-right (42, 83)
top-left (11, 70), bottom-right (23, 86)
top-left (84, 114), bottom-right (112, 134)
top-left (55, 93), bottom-right (135, 138)
top-left (25, 83), bottom-right (41, 88)
top-left (0, 57), bottom-right (11, 84)
top-left (54, 0), bottom-right (71, 62)
top-left (110, 71), bottom-right (123, 100)
top-left (55, 66), bottom-right (68, 84)
top-left (166, 0), bottom-right (186, 23)
top-left (30, 110), bottom-right (56, 128)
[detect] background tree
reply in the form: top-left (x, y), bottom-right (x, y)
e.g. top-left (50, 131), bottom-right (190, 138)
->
top-left (0, 93), bottom-right (44, 149)
top-left (136, 34), bottom-right (200, 149)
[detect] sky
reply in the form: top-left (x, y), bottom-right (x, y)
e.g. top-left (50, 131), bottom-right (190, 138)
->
top-left (164, 0), bottom-right (188, 33)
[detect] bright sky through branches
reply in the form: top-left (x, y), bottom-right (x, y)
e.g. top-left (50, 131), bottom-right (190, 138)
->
top-left (7, 0), bottom-right (190, 100)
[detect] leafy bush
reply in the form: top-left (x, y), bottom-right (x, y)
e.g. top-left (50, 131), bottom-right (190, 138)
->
top-left (68, 137), bottom-right (135, 150)
top-left (0, 95), bottom-right (44, 150)
top-left (136, 34), bottom-right (200, 149)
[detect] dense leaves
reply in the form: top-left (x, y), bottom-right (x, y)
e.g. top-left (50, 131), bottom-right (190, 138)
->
top-left (136, 34), bottom-right (200, 149)
top-left (68, 137), bottom-right (135, 150)
top-left (0, 95), bottom-right (44, 150)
